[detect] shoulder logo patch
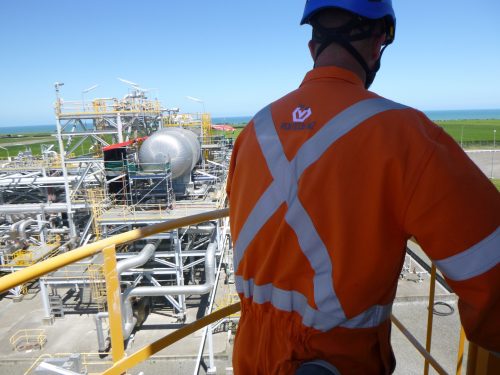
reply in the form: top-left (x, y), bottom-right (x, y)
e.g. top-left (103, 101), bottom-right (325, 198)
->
top-left (292, 106), bottom-right (312, 123)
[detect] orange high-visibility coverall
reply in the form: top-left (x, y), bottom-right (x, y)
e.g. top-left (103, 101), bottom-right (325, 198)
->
top-left (227, 66), bottom-right (500, 374)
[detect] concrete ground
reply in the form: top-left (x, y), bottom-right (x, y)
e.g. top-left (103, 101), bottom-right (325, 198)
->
top-left (0, 280), bottom-right (235, 374)
top-left (466, 149), bottom-right (499, 179)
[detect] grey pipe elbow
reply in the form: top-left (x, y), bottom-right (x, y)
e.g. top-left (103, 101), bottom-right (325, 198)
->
top-left (19, 219), bottom-right (36, 240)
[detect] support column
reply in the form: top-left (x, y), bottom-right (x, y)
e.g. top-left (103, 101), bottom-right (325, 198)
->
top-left (207, 324), bottom-right (217, 374)
top-left (103, 244), bottom-right (125, 363)
top-left (56, 117), bottom-right (77, 239)
top-left (174, 229), bottom-right (186, 318)
top-left (37, 214), bottom-right (46, 244)
top-left (117, 113), bottom-right (123, 143)
top-left (40, 279), bottom-right (54, 325)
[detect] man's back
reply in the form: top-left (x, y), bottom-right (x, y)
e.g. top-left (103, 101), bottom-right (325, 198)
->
top-left (227, 66), bottom-right (499, 374)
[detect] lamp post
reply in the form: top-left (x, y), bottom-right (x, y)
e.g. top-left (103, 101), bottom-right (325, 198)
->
top-left (186, 96), bottom-right (206, 114)
top-left (0, 146), bottom-right (10, 160)
top-left (82, 84), bottom-right (99, 112)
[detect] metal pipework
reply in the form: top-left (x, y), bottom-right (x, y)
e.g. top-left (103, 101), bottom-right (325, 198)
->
top-left (125, 241), bottom-right (216, 299)
top-left (19, 219), bottom-right (36, 240)
top-left (95, 312), bottom-right (110, 352)
top-left (0, 203), bottom-right (87, 214)
top-left (10, 219), bottom-right (25, 234)
top-left (117, 240), bottom-right (161, 340)
top-left (116, 241), bottom-right (161, 276)
top-left (95, 240), bottom-right (162, 349)
top-left (0, 208), bottom-right (229, 294)
top-left (117, 239), bottom-right (217, 341)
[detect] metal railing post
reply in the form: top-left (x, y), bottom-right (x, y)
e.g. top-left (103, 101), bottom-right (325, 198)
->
top-left (456, 326), bottom-right (466, 375)
top-left (207, 324), bottom-right (216, 374)
top-left (103, 244), bottom-right (125, 362)
top-left (424, 264), bottom-right (437, 375)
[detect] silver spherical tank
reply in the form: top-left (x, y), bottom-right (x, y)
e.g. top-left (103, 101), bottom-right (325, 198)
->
top-left (138, 128), bottom-right (201, 179)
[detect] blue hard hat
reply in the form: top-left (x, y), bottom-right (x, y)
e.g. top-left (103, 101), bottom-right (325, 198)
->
top-left (300, 0), bottom-right (396, 26)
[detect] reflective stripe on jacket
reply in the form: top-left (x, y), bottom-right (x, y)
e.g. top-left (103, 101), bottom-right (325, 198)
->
top-left (235, 98), bottom-right (407, 332)
top-left (227, 66), bottom-right (500, 375)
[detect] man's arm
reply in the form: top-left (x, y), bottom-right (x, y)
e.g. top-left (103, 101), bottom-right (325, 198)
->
top-left (403, 126), bottom-right (500, 352)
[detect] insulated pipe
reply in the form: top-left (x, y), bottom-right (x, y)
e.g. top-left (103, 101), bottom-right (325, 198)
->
top-left (95, 312), bottom-right (110, 352)
top-left (0, 203), bottom-right (87, 214)
top-left (117, 240), bottom-right (161, 340)
top-left (116, 240), bottom-right (161, 276)
top-left (118, 239), bottom-right (217, 340)
top-left (10, 219), bottom-right (25, 234)
top-left (99, 240), bottom-right (161, 343)
top-left (19, 219), bottom-right (36, 240)
top-left (179, 223), bottom-right (215, 235)
top-left (125, 241), bottom-right (216, 298)
top-left (48, 228), bottom-right (70, 234)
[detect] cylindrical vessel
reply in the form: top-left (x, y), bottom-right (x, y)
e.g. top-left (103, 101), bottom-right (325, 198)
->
top-left (138, 128), bottom-right (201, 179)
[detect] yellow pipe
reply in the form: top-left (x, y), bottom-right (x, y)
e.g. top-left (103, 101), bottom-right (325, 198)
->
top-left (101, 302), bottom-right (241, 375)
top-left (102, 245), bottom-right (125, 362)
top-left (424, 264), bottom-right (437, 375)
top-left (0, 208), bottom-right (229, 294)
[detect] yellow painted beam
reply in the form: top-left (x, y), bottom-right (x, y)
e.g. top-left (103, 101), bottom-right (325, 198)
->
top-left (102, 245), bottom-right (125, 362)
top-left (0, 208), bottom-right (229, 294)
top-left (101, 302), bottom-right (241, 375)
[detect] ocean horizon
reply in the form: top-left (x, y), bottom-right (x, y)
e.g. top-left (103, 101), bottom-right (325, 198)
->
top-left (1, 109), bottom-right (499, 134)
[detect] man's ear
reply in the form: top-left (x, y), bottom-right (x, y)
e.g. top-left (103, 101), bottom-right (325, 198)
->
top-left (308, 40), bottom-right (317, 61)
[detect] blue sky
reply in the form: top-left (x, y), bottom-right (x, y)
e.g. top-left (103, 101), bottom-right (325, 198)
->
top-left (0, 0), bottom-right (499, 126)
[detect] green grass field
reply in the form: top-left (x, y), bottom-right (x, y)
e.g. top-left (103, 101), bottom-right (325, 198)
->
top-left (435, 119), bottom-right (499, 146)
top-left (1, 119), bottom-right (498, 156)
top-left (214, 119), bottom-right (500, 144)
top-left (492, 179), bottom-right (500, 191)
top-left (0, 134), bottom-right (95, 159)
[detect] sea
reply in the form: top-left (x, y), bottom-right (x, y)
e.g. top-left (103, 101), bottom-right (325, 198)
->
top-left (1, 110), bottom-right (499, 134)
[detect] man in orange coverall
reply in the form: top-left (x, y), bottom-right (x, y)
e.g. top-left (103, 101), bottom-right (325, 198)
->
top-left (226, 1), bottom-right (500, 373)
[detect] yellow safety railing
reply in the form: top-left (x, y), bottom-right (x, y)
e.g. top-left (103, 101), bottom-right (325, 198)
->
top-left (0, 207), bottom-right (498, 375)
top-left (24, 353), bottom-right (113, 375)
top-left (56, 98), bottom-right (163, 117)
top-left (10, 329), bottom-right (47, 352)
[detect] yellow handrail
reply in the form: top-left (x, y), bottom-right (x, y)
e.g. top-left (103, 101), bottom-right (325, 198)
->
top-left (102, 303), bottom-right (241, 375)
top-left (1, 206), bottom-right (496, 375)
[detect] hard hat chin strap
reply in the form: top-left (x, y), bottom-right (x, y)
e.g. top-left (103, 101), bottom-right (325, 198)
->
top-left (311, 20), bottom-right (388, 89)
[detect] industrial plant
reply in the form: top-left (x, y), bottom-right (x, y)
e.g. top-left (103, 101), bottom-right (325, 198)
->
top-left (0, 82), bottom-right (236, 373)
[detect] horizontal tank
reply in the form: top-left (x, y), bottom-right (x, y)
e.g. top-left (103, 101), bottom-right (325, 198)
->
top-left (138, 128), bottom-right (201, 179)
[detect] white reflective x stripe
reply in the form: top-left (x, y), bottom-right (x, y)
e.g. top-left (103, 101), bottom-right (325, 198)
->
top-left (254, 105), bottom-right (342, 315)
top-left (434, 227), bottom-right (500, 281)
top-left (235, 98), bottom-right (408, 270)
top-left (236, 276), bottom-right (392, 331)
top-left (234, 97), bottom-right (407, 327)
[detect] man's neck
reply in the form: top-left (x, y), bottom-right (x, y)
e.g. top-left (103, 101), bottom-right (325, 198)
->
top-left (314, 56), bottom-right (366, 84)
